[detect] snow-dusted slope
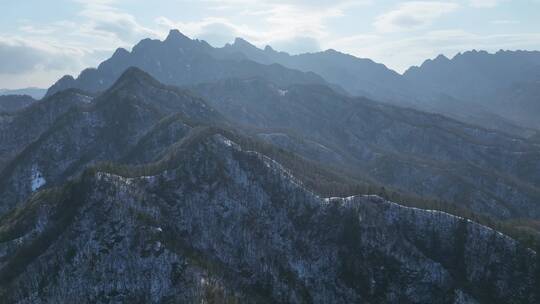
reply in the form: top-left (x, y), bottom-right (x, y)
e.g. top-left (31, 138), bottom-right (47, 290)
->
top-left (0, 133), bottom-right (537, 303)
top-left (0, 68), bottom-right (223, 216)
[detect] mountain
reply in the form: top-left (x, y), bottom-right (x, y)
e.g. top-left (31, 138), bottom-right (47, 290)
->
top-left (36, 31), bottom-right (540, 221)
top-left (0, 88), bottom-right (46, 100)
top-left (0, 130), bottom-right (537, 303)
top-left (45, 30), bottom-right (330, 98)
top-left (0, 95), bottom-right (36, 113)
top-left (191, 78), bottom-right (540, 221)
top-left (44, 31), bottom-right (538, 136)
top-left (0, 90), bottom-right (94, 170)
top-left (404, 50), bottom-right (540, 130)
top-left (222, 40), bottom-right (538, 137)
top-left (222, 38), bottom-right (410, 102)
top-left (0, 67), bottom-right (223, 215)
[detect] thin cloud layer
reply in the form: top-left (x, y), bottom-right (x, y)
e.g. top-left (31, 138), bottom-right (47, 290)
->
top-left (0, 37), bottom-right (84, 74)
top-left (374, 2), bottom-right (460, 33)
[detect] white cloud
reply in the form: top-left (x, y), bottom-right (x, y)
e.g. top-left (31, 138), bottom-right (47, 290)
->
top-left (469, 0), bottom-right (502, 8)
top-left (0, 36), bottom-right (85, 74)
top-left (156, 17), bottom-right (258, 45)
top-left (374, 2), bottom-right (460, 33)
top-left (491, 19), bottom-right (520, 25)
top-left (76, 1), bottom-right (160, 44)
top-left (156, 0), bottom-right (362, 52)
top-left (0, 34), bottom-right (104, 89)
top-left (201, 0), bottom-right (370, 9)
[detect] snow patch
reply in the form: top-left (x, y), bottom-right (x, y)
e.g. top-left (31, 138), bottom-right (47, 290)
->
top-left (222, 138), bottom-right (233, 147)
top-left (75, 93), bottom-right (92, 103)
top-left (31, 165), bottom-right (46, 191)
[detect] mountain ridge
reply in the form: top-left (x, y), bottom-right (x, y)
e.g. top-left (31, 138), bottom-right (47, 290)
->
top-left (45, 30), bottom-right (332, 98)
top-left (190, 76), bottom-right (540, 221)
top-left (0, 130), bottom-right (537, 303)
top-left (221, 38), bottom-right (540, 136)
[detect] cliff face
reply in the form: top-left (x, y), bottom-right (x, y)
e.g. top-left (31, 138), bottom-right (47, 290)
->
top-left (0, 133), bottom-right (536, 303)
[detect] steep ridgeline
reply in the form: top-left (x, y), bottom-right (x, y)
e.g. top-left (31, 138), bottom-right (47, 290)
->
top-left (0, 90), bottom-right (93, 170)
top-left (0, 68), bottom-right (223, 216)
top-left (222, 38), bottom-right (411, 102)
top-left (0, 132), bottom-right (537, 303)
top-left (0, 95), bottom-right (36, 113)
top-left (45, 30), bottom-right (328, 98)
top-left (192, 78), bottom-right (540, 220)
top-left (404, 50), bottom-right (540, 130)
top-left (221, 39), bottom-right (534, 137)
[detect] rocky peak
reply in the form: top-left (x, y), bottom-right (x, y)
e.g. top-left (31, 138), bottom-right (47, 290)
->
top-left (111, 47), bottom-right (130, 59)
top-left (232, 37), bottom-right (257, 50)
top-left (165, 29), bottom-right (191, 42)
top-left (163, 29), bottom-right (197, 49)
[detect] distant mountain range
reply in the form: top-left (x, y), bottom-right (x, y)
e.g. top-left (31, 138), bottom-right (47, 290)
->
top-left (222, 39), bottom-right (540, 136)
top-left (45, 30), bottom-right (540, 137)
top-left (46, 30), bottom-right (334, 98)
top-left (0, 95), bottom-right (36, 113)
top-left (404, 50), bottom-right (540, 130)
top-left (0, 87), bottom-right (46, 100)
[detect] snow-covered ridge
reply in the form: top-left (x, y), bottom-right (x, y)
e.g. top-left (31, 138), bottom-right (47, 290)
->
top-left (3, 130), bottom-right (536, 303)
top-left (93, 133), bottom-right (528, 257)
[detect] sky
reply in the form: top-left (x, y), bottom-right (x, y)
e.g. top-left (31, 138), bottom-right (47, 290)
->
top-left (1, 0), bottom-right (540, 89)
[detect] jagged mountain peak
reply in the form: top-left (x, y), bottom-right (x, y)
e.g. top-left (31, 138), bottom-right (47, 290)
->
top-left (57, 74), bottom-right (75, 82)
top-left (45, 30), bottom-right (330, 98)
top-left (434, 54), bottom-right (450, 61)
top-left (264, 45), bottom-right (274, 52)
top-left (163, 29), bottom-right (211, 50)
top-left (232, 37), bottom-right (255, 48)
top-left (165, 28), bottom-right (191, 42)
top-left (111, 47), bottom-right (130, 58)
